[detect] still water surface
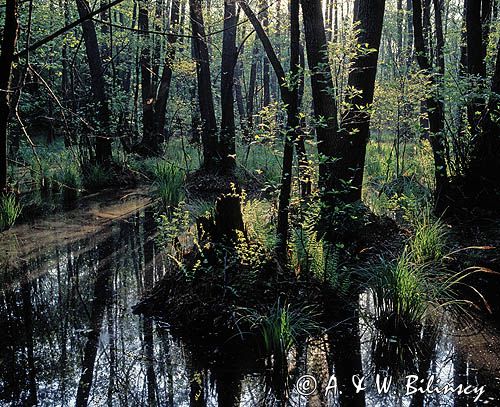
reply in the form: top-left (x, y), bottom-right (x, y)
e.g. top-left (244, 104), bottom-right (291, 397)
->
top-left (1, 201), bottom-right (499, 406)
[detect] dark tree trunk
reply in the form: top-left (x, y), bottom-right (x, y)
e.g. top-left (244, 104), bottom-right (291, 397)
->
top-left (462, 35), bottom-right (500, 205)
top-left (238, 1), bottom-right (307, 258)
top-left (153, 0), bottom-right (180, 144)
top-left (138, 0), bottom-right (156, 155)
top-left (0, 0), bottom-right (19, 192)
top-left (466, 0), bottom-right (487, 135)
top-left (190, 0), bottom-right (219, 169)
top-left (75, 0), bottom-right (113, 164)
top-left (245, 40), bottom-right (259, 142)
top-left (413, 0), bottom-right (449, 210)
top-left (335, 0), bottom-right (386, 204)
top-left (261, 0), bottom-right (271, 107)
top-left (300, 0), bottom-right (339, 198)
top-left (220, 0), bottom-right (238, 172)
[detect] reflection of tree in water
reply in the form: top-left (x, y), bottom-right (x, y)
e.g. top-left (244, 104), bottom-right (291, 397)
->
top-left (0, 210), bottom-right (497, 406)
top-left (0, 211), bottom-right (190, 405)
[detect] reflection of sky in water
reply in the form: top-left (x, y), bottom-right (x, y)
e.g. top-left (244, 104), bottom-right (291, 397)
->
top-left (0, 210), bottom-right (497, 406)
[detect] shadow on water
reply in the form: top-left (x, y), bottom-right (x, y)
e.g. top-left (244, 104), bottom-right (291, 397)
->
top-left (1, 208), bottom-right (500, 406)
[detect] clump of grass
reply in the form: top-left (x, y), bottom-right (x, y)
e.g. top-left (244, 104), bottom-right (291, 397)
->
top-left (370, 250), bottom-right (428, 337)
top-left (153, 161), bottom-right (185, 209)
top-left (409, 206), bottom-right (448, 264)
top-left (242, 300), bottom-right (318, 371)
top-left (0, 194), bottom-right (23, 232)
top-left (54, 164), bottom-right (81, 203)
top-left (82, 163), bottom-right (113, 192)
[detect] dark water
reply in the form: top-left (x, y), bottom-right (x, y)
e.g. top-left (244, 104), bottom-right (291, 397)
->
top-left (1, 209), bottom-right (499, 406)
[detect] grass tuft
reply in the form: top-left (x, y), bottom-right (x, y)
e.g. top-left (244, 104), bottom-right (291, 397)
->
top-left (0, 194), bottom-right (23, 232)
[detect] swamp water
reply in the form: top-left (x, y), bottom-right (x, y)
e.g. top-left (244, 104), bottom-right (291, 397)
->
top-left (0, 195), bottom-right (499, 406)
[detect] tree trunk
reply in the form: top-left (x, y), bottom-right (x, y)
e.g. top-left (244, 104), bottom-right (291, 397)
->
top-left (0, 0), bottom-right (19, 192)
top-left (261, 0), bottom-right (271, 107)
top-left (245, 40), bottom-right (259, 142)
top-left (276, 0), bottom-right (300, 258)
top-left (300, 0), bottom-right (339, 199)
top-left (190, 0), bottom-right (219, 169)
top-left (335, 0), bottom-right (386, 203)
top-left (462, 33), bottom-right (500, 205)
top-left (75, 0), bottom-right (113, 164)
top-left (220, 0), bottom-right (238, 172)
top-left (153, 0), bottom-right (180, 143)
top-left (413, 0), bottom-right (449, 210)
top-left (138, 0), bottom-right (157, 155)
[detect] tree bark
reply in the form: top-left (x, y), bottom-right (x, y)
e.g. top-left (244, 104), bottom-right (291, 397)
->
top-left (220, 0), bottom-right (238, 172)
top-left (335, 0), bottom-right (386, 203)
top-left (276, 0), bottom-right (300, 258)
top-left (413, 0), bottom-right (449, 210)
top-left (138, 0), bottom-right (156, 155)
top-left (153, 0), bottom-right (180, 144)
top-left (190, 0), bottom-right (219, 169)
top-left (75, 0), bottom-right (113, 164)
top-left (300, 0), bottom-right (339, 199)
top-left (0, 0), bottom-right (19, 192)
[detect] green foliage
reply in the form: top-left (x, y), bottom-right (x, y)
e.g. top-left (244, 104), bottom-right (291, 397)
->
top-left (0, 194), bottom-right (23, 232)
top-left (153, 161), bottom-right (185, 209)
top-left (242, 199), bottom-right (277, 251)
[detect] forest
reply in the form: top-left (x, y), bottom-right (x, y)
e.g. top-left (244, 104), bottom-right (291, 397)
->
top-left (0, 0), bottom-right (499, 405)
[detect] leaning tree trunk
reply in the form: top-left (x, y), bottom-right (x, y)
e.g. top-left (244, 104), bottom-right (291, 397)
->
top-left (335, 0), bottom-right (386, 204)
top-left (0, 0), bottom-right (19, 192)
top-left (75, 0), bottom-right (113, 164)
top-left (219, 0), bottom-right (238, 172)
top-left (190, 0), bottom-right (219, 169)
top-left (238, 1), bottom-right (305, 258)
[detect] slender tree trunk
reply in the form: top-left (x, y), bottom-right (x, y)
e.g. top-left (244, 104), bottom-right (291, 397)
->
top-left (261, 0), bottom-right (271, 107)
top-left (153, 0), bottom-right (181, 142)
top-left (276, 0), bottom-right (300, 258)
top-left (75, 0), bottom-right (113, 164)
top-left (0, 0), bottom-right (19, 192)
top-left (138, 0), bottom-right (157, 155)
top-left (245, 40), bottom-right (259, 142)
top-left (220, 0), bottom-right (238, 172)
top-left (413, 0), bottom-right (449, 210)
top-left (190, 0), bottom-right (219, 169)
